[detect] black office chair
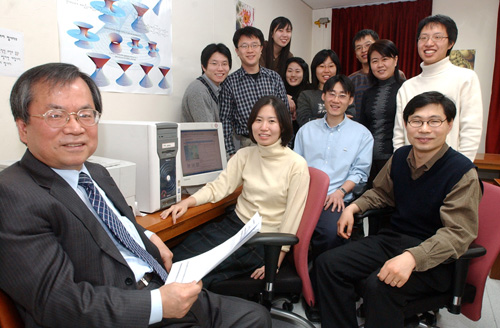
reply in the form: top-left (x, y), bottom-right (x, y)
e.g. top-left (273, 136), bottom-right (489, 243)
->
top-left (354, 182), bottom-right (500, 327)
top-left (210, 167), bottom-right (330, 327)
top-left (211, 232), bottom-right (316, 327)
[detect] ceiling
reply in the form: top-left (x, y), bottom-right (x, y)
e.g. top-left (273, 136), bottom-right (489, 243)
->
top-left (301, 0), bottom-right (408, 9)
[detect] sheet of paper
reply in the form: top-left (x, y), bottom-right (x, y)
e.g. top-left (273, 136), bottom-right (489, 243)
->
top-left (0, 28), bottom-right (24, 77)
top-left (166, 212), bottom-right (262, 284)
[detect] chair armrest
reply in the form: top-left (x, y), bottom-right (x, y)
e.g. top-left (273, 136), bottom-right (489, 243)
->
top-left (457, 243), bottom-right (487, 260)
top-left (447, 243), bottom-right (487, 314)
top-left (246, 233), bottom-right (298, 247)
top-left (244, 233), bottom-right (299, 304)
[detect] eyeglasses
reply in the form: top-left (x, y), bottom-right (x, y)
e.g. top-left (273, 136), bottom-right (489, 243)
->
top-left (354, 42), bottom-right (373, 52)
top-left (31, 109), bottom-right (101, 128)
top-left (407, 118), bottom-right (446, 128)
top-left (208, 61), bottom-right (229, 68)
top-left (326, 91), bottom-right (349, 100)
top-left (238, 43), bottom-right (261, 50)
top-left (417, 34), bottom-right (449, 43)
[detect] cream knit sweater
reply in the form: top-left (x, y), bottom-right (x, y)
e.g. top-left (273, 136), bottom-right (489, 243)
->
top-left (193, 139), bottom-right (310, 251)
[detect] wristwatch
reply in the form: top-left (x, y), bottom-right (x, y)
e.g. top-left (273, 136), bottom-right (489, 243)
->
top-left (338, 187), bottom-right (347, 195)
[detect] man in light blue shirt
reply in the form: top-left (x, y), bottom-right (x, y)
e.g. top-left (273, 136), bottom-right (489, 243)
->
top-left (294, 75), bottom-right (373, 259)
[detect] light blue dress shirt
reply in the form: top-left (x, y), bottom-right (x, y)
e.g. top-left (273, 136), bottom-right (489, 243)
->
top-left (294, 116), bottom-right (374, 202)
top-left (52, 165), bottom-right (162, 324)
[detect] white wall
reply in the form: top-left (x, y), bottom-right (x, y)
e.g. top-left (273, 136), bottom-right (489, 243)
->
top-left (312, 0), bottom-right (499, 154)
top-left (0, 0), bottom-right (312, 160)
top-left (311, 8), bottom-right (332, 58)
top-left (432, 0), bottom-right (499, 153)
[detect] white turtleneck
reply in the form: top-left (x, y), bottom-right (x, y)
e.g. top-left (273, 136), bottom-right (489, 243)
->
top-left (192, 139), bottom-right (310, 251)
top-left (393, 56), bottom-right (483, 162)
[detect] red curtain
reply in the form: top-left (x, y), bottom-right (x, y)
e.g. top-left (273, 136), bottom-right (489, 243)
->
top-left (485, 2), bottom-right (500, 153)
top-left (330, 0), bottom-right (432, 79)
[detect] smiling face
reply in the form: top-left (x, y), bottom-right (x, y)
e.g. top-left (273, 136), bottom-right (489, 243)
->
top-left (272, 24), bottom-right (292, 48)
top-left (251, 104), bottom-right (281, 146)
top-left (322, 82), bottom-right (353, 125)
top-left (285, 62), bottom-right (304, 87)
top-left (202, 52), bottom-right (230, 86)
top-left (370, 50), bottom-right (398, 81)
top-left (354, 35), bottom-right (376, 65)
top-left (16, 78), bottom-right (98, 170)
top-left (316, 57), bottom-right (337, 90)
top-left (405, 103), bottom-right (452, 158)
top-left (235, 35), bottom-right (263, 72)
top-left (418, 23), bottom-right (454, 65)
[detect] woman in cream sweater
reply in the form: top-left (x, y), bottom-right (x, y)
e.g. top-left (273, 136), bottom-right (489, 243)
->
top-left (161, 95), bottom-right (310, 287)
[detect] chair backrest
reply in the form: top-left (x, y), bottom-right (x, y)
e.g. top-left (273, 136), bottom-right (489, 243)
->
top-left (293, 167), bottom-right (330, 307)
top-left (0, 289), bottom-right (23, 328)
top-left (461, 182), bottom-right (500, 321)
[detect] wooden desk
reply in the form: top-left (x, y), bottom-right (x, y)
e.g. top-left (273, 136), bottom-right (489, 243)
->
top-left (473, 153), bottom-right (500, 171)
top-left (137, 187), bottom-right (242, 243)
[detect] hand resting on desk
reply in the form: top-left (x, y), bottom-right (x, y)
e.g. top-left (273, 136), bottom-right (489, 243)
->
top-left (160, 197), bottom-right (197, 223)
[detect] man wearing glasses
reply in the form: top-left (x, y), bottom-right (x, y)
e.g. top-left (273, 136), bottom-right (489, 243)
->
top-left (348, 29), bottom-right (379, 120)
top-left (393, 14), bottom-right (483, 162)
top-left (294, 75), bottom-right (373, 261)
top-left (316, 91), bottom-right (482, 327)
top-left (220, 26), bottom-right (289, 157)
top-left (0, 63), bottom-right (271, 327)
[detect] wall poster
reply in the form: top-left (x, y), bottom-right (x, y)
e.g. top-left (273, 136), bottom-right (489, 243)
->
top-left (58, 0), bottom-right (172, 95)
top-left (236, 1), bottom-right (254, 30)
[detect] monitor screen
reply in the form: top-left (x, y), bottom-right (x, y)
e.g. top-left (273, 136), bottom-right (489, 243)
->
top-left (180, 129), bottom-right (223, 176)
top-left (176, 122), bottom-right (227, 190)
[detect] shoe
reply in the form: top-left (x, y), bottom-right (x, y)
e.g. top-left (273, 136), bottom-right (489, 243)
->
top-left (303, 299), bottom-right (321, 323)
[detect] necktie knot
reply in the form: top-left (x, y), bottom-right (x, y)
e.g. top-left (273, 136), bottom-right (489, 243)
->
top-left (78, 172), bottom-right (93, 190)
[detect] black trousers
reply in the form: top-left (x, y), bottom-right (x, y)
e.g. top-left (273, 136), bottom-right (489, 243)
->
top-left (315, 230), bottom-right (453, 328)
top-left (311, 207), bottom-right (347, 261)
top-left (147, 276), bottom-right (272, 327)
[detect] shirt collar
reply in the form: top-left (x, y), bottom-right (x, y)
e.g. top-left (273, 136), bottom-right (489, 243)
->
top-left (407, 143), bottom-right (450, 171)
top-left (257, 138), bottom-right (285, 158)
top-left (322, 114), bottom-right (347, 129)
top-left (201, 73), bottom-right (220, 93)
top-left (52, 164), bottom-right (91, 191)
top-left (420, 56), bottom-right (451, 77)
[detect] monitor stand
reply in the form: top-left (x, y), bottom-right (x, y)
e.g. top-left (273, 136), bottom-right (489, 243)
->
top-left (182, 185), bottom-right (205, 196)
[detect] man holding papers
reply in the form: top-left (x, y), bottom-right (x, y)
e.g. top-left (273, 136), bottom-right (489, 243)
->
top-left (162, 95), bottom-right (310, 286)
top-left (0, 63), bottom-right (270, 328)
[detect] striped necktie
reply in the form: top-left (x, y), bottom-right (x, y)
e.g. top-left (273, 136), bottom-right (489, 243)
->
top-left (78, 172), bottom-right (168, 282)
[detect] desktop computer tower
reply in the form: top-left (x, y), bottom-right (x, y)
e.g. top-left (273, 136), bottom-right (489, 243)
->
top-left (95, 121), bottom-right (181, 213)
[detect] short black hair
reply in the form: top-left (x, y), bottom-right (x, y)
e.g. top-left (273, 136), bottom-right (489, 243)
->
top-left (200, 43), bottom-right (232, 74)
top-left (310, 49), bottom-right (341, 90)
top-left (416, 14), bottom-right (457, 56)
top-left (247, 95), bottom-right (293, 147)
top-left (352, 29), bottom-right (380, 48)
top-left (403, 91), bottom-right (456, 123)
top-left (322, 74), bottom-right (354, 96)
top-left (10, 62), bottom-right (101, 124)
top-left (233, 26), bottom-right (265, 48)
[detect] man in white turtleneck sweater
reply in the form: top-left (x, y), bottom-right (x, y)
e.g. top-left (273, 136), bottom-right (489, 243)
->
top-left (393, 14), bottom-right (482, 162)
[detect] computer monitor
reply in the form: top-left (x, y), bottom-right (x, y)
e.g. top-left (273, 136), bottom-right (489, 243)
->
top-left (176, 122), bottom-right (227, 193)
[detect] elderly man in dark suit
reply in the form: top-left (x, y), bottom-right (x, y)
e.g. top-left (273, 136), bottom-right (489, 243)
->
top-left (0, 63), bottom-right (271, 328)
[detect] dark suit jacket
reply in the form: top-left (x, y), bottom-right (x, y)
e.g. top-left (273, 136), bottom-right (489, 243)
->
top-left (0, 150), bottom-right (166, 327)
